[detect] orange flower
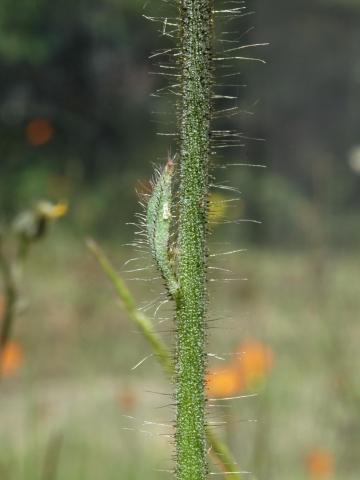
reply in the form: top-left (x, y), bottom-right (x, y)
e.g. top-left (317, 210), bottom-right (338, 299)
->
top-left (26, 118), bottom-right (54, 146)
top-left (206, 340), bottom-right (274, 398)
top-left (206, 365), bottom-right (244, 398)
top-left (306, 449), bottom-right (334, 478)
top-left (116, 388), bottom-right (138, 411)
top-left (236, 340), bottom-right (274, 387)
top-left (0, 341), bottom-right (23, 377)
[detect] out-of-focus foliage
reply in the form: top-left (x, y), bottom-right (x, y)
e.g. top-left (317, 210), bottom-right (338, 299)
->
top-left (0, 0), bottom-right (359, 245)
top-left (0, 4), bottom-right (359, 479)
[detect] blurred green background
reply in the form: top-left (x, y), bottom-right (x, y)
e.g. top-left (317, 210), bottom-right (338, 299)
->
top-left (0, 0), bottom-right (359, 479)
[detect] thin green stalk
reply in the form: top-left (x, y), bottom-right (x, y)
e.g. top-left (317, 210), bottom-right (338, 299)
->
top-left (175, 1), bottom-right (213, 478)
top-left (41, 432), bottom-right (63, 480)
top-left (0, 234), bottom-right (30, 361)
top-left (0, 201), bottom-right (66, 370)
top-left (0, 247), bottom-right (17, 356)
top-left (87, 240), bottom-right (241, 480)
top-left (206, 427), bottom-right (243, 480)
top-left (86, 239), bottom-right (173, 375)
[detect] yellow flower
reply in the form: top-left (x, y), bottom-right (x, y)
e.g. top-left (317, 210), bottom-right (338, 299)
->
top-left (208, 193), bottom-right (228, 224)
top-left (37, 201), bottom-right (69, 219)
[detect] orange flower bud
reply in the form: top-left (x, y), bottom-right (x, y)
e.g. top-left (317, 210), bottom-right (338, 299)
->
top-left (0, 341), bottom-right (23, 377)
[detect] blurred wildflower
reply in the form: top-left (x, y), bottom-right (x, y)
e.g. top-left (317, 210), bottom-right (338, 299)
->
top-left (208, 193), bottom-right (229, 223)
top-left (0, 341), bottom-right (23, 377)
top-left (25, 118), bottom-right (54, 146)
top-left (305, 449), bottom-right (334, 478)
top-left (14, 201), bottom-right (68, 244)
top-left (236, 340), bottom-right (274, 388)
top-left (116, 387), bottom-right (138, 412)
top-left (37, 201), bottom-right (68, 219)
top-left (207, 339), bottom-right (274, 398)
top-left (206, 365), bottom-right (244, 398)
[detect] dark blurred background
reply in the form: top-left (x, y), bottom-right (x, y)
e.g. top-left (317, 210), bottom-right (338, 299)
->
top-left (1, 0), bottom-right (359, 245)
top-left (0, 1), bottom-right (359, 480)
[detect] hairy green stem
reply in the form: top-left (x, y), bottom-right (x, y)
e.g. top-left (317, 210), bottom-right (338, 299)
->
top-left (88, 240), bottom-right (242, 479)
top-left (175, 1), bottom-right (213, 478)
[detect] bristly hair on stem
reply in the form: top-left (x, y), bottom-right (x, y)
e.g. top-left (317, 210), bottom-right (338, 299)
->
top-left (146, 155), bottom-right (179, 299)
top-left (88, 240), bottom-right (243, 479)
top-left (143, 1), bottom-right (214, 478)
top-left (174, 1), bottom-right (214, 479)
top-left (138, 0), bottom-right (266, 477)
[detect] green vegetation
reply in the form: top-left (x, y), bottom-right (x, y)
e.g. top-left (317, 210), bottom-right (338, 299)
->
top-left (0, 202), bottom-right (67, 364)
top-left (174, 2), bottom-right (213, 478)
top-left (88, 240), bottom-right (241, 478)
top-left (0, 0), bottom-right (359, 247)
top-left (1, 0), bottom-right (360, 479)
top-left (0, 239), bottom-right (359, 479)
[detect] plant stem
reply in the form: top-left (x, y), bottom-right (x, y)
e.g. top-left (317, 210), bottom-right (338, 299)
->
top-left (41, 432), bottom-right (63, 480)
top-left (206, 427), bottom-right (243, 480)
top-left (0, 237), bottom-right (29, 362)
top-left (88, 240), bottom-right (242, 479)
top-left (0, 246), bottom-right (18, 359)
top-left (175, 1), bottom-right (213, 478)
top-left (86, 239), bottom-right (173, 375)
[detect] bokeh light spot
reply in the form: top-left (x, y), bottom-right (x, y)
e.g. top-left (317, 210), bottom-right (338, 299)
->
top-left (0, 341), bottom-right (23, 377)
top-left (26, 118), bottom-right (54, 147)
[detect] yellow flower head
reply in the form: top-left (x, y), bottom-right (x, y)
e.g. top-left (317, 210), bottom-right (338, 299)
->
top-left (208, 193), bottom-right (228, 224)
top-left (37, 201), bottom-right (69, 219)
